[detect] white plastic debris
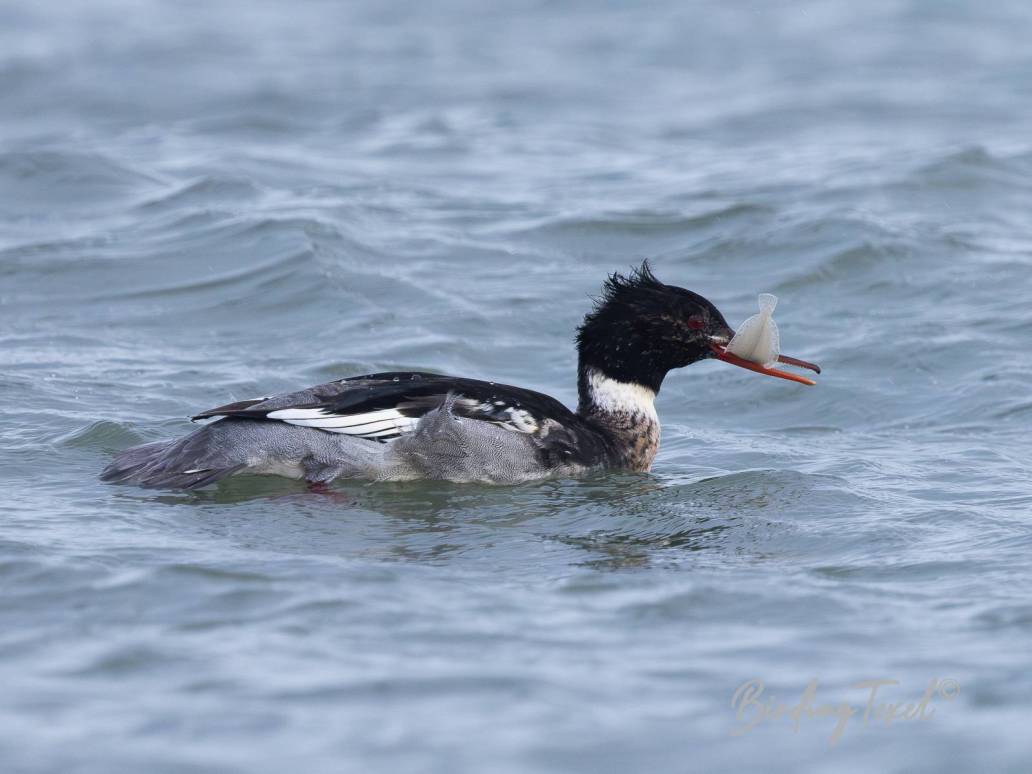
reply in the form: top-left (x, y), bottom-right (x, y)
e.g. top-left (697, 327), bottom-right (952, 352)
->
top-left (725, 293), bottom-right (781, 367)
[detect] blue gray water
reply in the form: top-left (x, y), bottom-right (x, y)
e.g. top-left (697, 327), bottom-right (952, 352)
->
top-left (2, 1), bottom-right (1031, 771)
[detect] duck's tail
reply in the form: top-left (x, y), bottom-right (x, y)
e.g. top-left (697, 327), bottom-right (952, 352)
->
top-left (100, 426), bottom-right (244, 490)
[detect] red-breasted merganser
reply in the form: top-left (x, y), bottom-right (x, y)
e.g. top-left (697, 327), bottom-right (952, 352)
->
top-left (101, 263), bottom-right (820, 489)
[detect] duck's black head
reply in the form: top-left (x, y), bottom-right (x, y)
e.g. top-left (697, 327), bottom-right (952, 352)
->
top-left (576, 262), bottom-right (734, 398)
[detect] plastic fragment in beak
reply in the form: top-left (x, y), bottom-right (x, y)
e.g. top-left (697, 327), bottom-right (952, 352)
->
top-left (725, 293), bottom-right (780, 367)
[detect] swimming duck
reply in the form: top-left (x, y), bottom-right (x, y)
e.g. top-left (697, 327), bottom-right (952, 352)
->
top-left (101, 263), bottom-right (819, 489)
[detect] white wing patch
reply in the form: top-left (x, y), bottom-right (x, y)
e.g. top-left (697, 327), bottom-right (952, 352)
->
top-left (265, 407), bottom-right (418, 438)
top-left (264, 400), bottom-right (541, 440)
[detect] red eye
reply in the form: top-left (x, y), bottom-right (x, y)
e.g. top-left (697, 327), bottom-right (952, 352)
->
top-left (687, 315), bottom-right (705, 330)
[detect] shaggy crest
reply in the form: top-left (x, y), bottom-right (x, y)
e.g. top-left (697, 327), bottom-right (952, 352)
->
top-left (577, 260), bottom-right (668, 346)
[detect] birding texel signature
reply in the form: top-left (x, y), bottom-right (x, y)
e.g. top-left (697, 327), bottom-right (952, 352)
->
top-left (730, 677), bottom-right (960, 746)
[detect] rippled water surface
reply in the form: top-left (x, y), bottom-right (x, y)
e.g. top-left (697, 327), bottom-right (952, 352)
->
top-left (3, 1), bottom-right (1032, 771)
